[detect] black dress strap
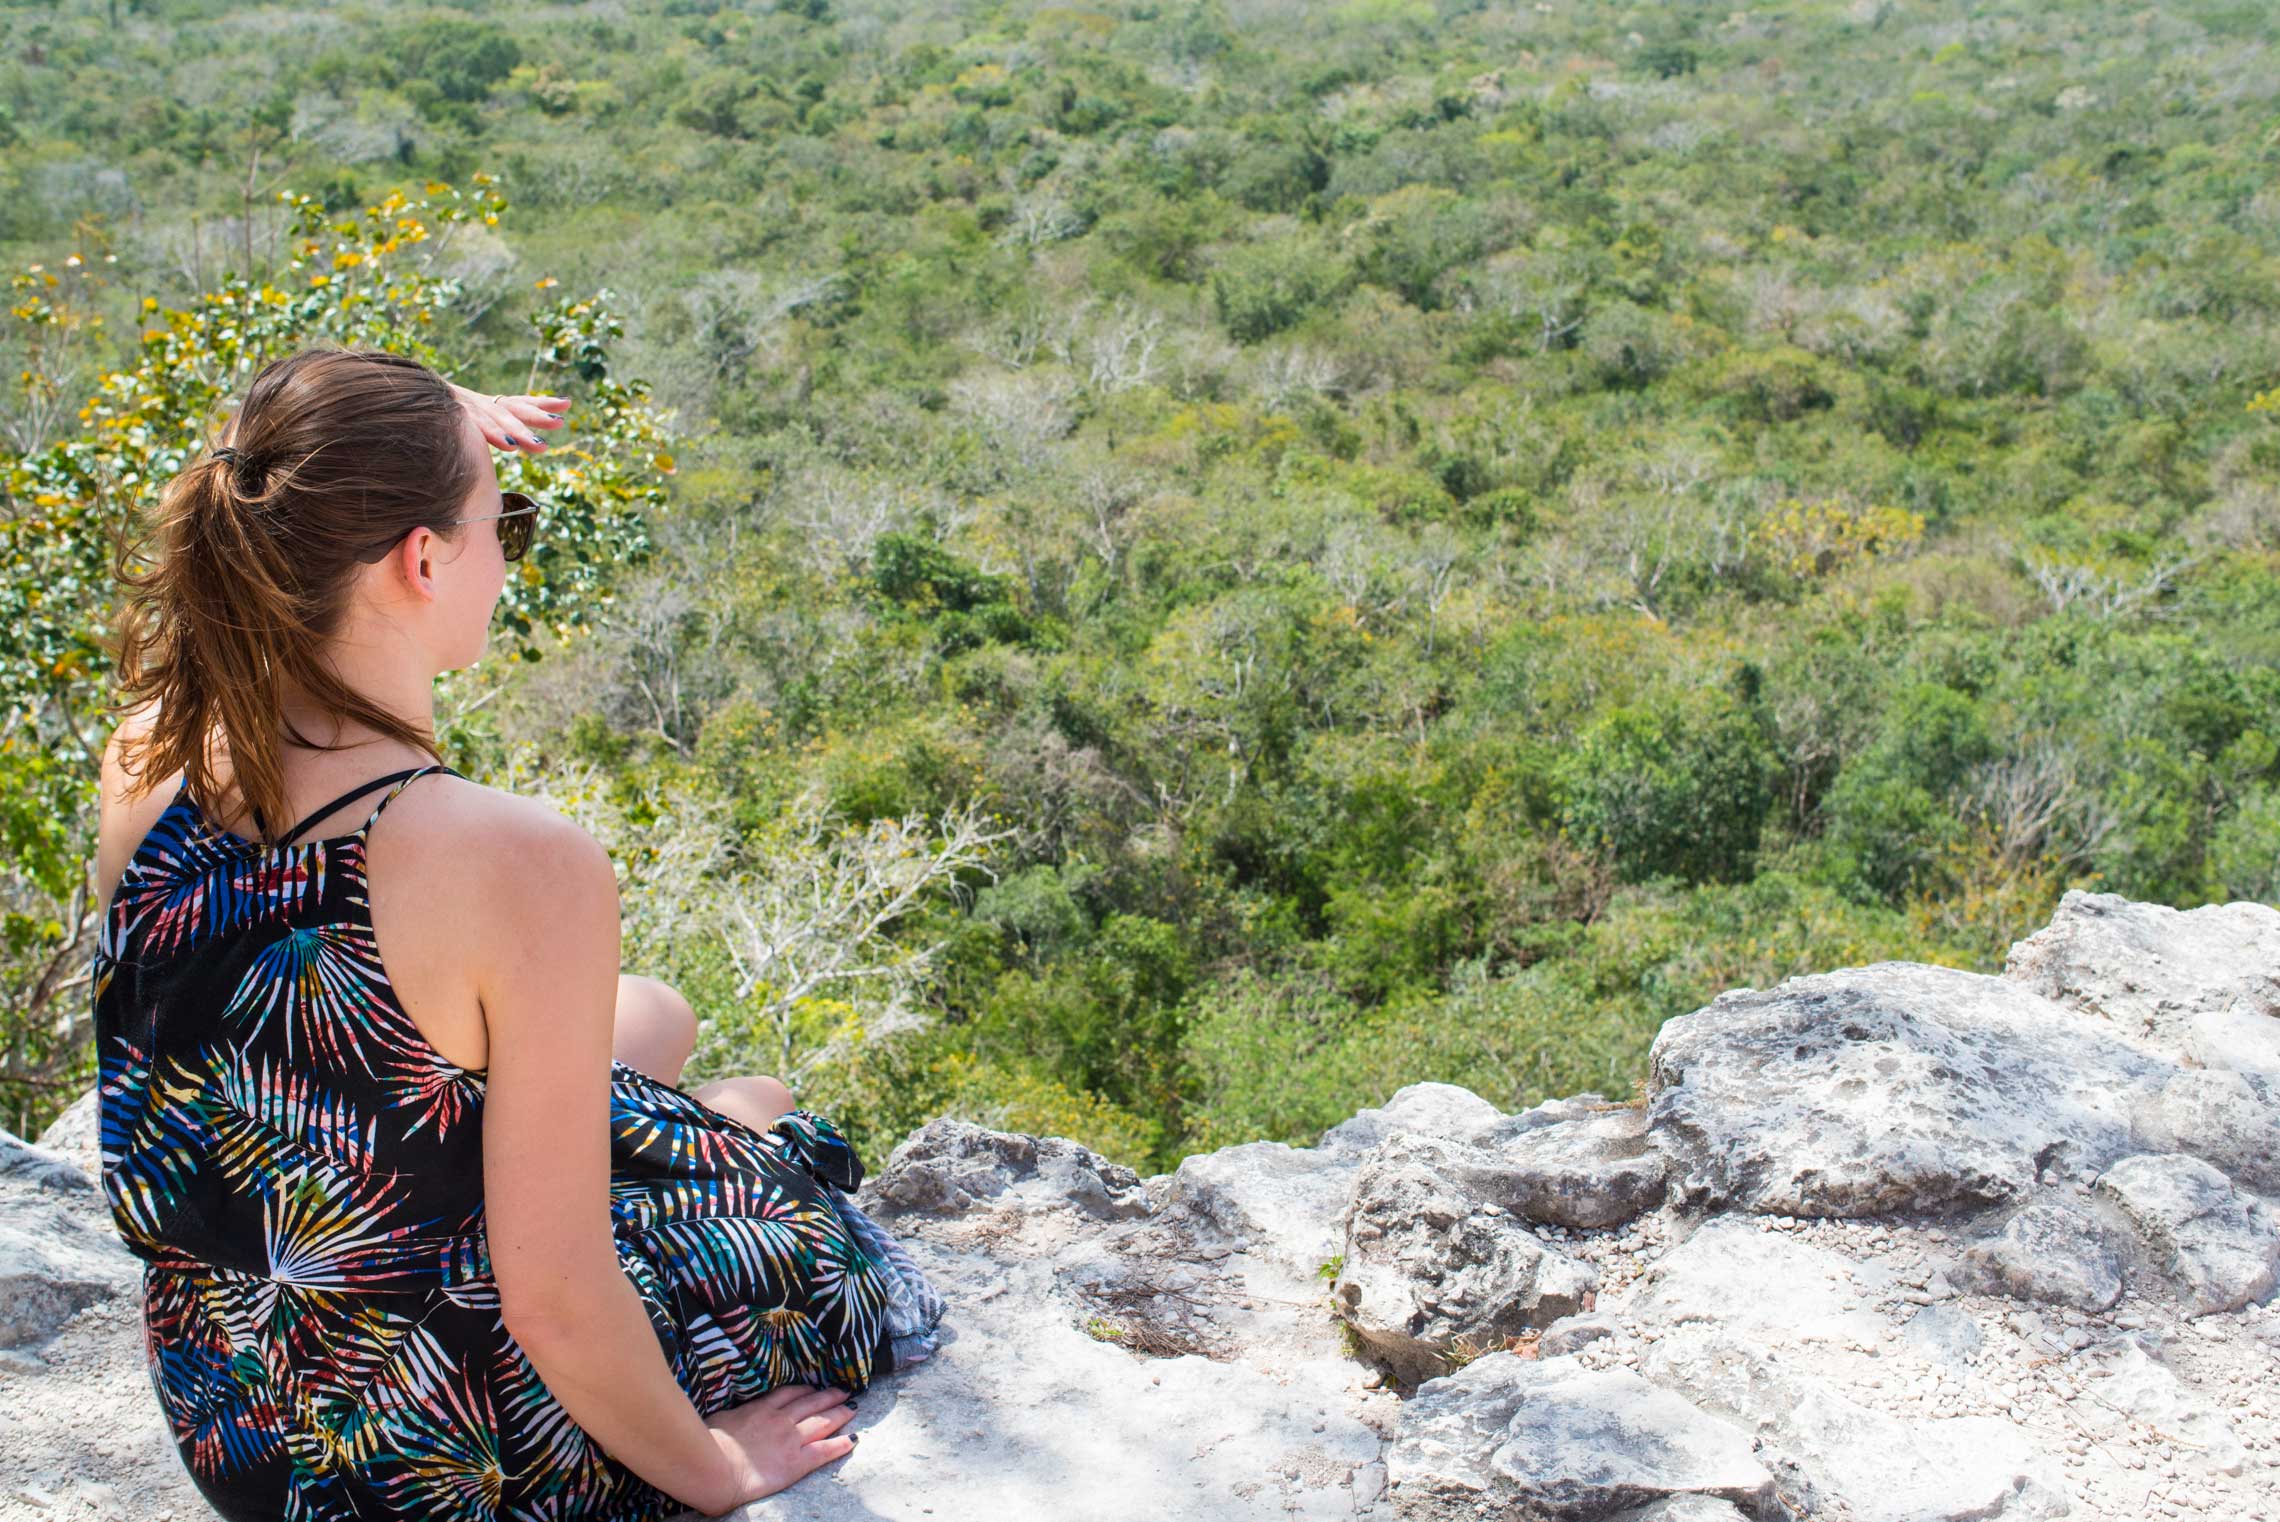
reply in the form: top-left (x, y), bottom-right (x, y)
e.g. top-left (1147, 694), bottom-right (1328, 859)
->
top-left (264, 766), bottom-right (443, 847)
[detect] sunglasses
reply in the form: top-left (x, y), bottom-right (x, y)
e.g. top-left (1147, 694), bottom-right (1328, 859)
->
top-left (355, 491), bottom-right (541, 564)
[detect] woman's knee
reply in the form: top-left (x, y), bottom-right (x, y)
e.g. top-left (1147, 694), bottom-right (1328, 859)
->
top-left (691, 1073), bottom-right (794, 1133)
top-left (615, 973), bottom-right (697, 1082)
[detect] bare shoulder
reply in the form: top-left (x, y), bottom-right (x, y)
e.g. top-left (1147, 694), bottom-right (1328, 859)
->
top-left (389, 775), bottom-right (618, 922)
top-left (93, 703), bottom-right (174, 921)
top-left (399, 774), bottom-right (615, 893)
top-left (99, 699), bottom-right (164, 795)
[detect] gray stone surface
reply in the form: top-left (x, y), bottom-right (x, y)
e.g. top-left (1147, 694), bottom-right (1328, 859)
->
top-left (1316, 1082), bottom-right (1508, 1160)
top-left (1900, 1303), bottom-right (1984, 1366)
top-left (1956, 1195), bottom-right (2130, 1312)
top-left (2006, 890), bottom-right (2280, 1082)
top-left (2129, 1068), bottom-right (2280, 1192)
top-left (0, 1130), bottom-right (138, 1350)
top-left (865, 1115), bottom-right (1151, 1219)
top-left (1640, 1326), bottom-right (2071, 1522)
top-left (1649, 962), bottom-right (2169, 1217)
top-left (1386, 1353), bottom-right (1773, 1522)
top-left (2092, 1152), bottom-right (2280, 1315)
top-left (2091, 1336), bottom-right (2247, 1478)
top-left (1465, 1096), bottom-right (1669, 1229)
top-left (1540, 1312), bottom-right (1618, 1357)
top-left (1629, 1216), bottom-right (1891, 1346)
top-left (1333, 1136), bottom-right (1597, 1385)
top-left (34, 1087), bottom-right (101, 1179)
top-left (1610, 1500), bottom-right (1756, 1522)
top-left (1148, 1138), bottom-right (1361, 1290)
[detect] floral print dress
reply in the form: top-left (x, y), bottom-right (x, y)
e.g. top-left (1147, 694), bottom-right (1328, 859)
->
top-left (90, 763), bottom-right (945, 1522)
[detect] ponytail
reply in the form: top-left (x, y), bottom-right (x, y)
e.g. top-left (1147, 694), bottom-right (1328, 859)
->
top-left (102, 345), bottom-right (481, 845)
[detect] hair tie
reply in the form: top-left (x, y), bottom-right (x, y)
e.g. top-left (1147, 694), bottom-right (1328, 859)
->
top-left (213, 445), bottom-right (244, 466)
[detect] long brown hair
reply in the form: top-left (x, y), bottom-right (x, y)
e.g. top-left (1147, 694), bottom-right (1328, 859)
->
top-left (102, 345), bottom-right (481, 846)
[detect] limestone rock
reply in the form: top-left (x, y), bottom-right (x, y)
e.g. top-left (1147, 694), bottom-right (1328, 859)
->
top-left (1147, 1080), bottom-right (1525, 1296)
top-left (2092, 1151), bottom-right (2280, 1314)
top-left (1611, 1501), bottom-right (1757, 1522)
top-left (1630, 1216), bottom-right (1890, 1346)
top-left (2091, 1335), bottom-right (2248, 1477)
top-left (1386, 1353), bottom-right (1774, 1522)
top-left (0, 1131), bottom-right (138, 1349)
top-left (1648, 962), bottom-right (2164, 1216)
top-left (1315, 1081), bottom-right (1509, 1159)
top-left (1334, 1136), bottom-right (1596, 1385)
top-left (15, 891), bottom-right (2280, 1521)
top-left (34, 1088), bottom-right (101, 1181)
top-left (2128, 1068), bottom-right (2280, 1192)
top-left (1900, 1303), bottom-right (1983, 1367)
top-left (1539, 1311), bottom-right (1619, 1356)
top-left (1466, 1095), bottom-right (1669, 1229)
top-left (1640, 1326), bottom-right (2070, 1522)
top-left (1955, 1195), bottom-right (2129, 1312)
top-left (1147, 1139), bottom-right (1360, 1288)
top-left (866, 1116), bottom-right (1150, 1219)
top-left (2006, 889), bottom-right (2280, 1083)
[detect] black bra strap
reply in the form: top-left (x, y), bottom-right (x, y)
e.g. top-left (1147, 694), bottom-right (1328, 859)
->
top-left (266, 766), bottom-right (438, 847)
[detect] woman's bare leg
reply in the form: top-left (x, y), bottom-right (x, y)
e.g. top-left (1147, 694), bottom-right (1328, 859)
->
top-left (690, 1074), bottom-right (796, 1133)
top-left (612, 973), bottom-right (697, 1085)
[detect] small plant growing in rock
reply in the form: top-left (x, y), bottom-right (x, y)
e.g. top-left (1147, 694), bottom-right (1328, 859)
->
top-left (1439, 1334), bottom-right (1489, 1373)
top-left (1438, 1329), bottom-right (1542, 1376)
top-left (1315, 1254), bottom-right (1344, 1281)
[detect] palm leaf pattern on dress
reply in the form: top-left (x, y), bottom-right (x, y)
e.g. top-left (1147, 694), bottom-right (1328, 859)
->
top-left (112, 797), bottom-right (327, 960)
top-left (608, 1073), bottom-right (778, 1175)
top-left (611, 1174), bottom-right (819, 1297)
top-left (365, 1323), bottom-right (508, 1520)
top-left (262, 1166), bottom-right (449, 1291)
top-left (99, 1035), bottom-right (210, 1250)
top-left (494, 1340), bottom-right (626, 1515)
top-left (285, 1299), bottom-right (430, 1469)
top-left (673, 1302), bottom-right (828, 1409)
top-left (145, 1267), bottom-right (286, 1480)
top-left (796, 1222), bottom-right (888, 1359)
top-left (205, 1046), bottom-right (379, 1202)
top-left (224, 920), bottom-right (421, 1073)
top-left (761, 1108), bottom-right (867, 1192)
top-left (382, 1042), bottom-right (487, 1144)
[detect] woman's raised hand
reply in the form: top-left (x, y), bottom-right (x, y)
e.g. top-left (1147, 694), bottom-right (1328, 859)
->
top-left (450, 382), bottom-right (571, 455)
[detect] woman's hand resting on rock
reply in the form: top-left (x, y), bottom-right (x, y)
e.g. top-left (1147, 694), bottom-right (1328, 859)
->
top-left (694, 1383), bottom-right (859, 1514)
top-left (449, 382), bottom-right (571, 455)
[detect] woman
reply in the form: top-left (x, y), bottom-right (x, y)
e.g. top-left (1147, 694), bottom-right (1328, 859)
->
top-left (86, 344), bottom-right (944, 1521)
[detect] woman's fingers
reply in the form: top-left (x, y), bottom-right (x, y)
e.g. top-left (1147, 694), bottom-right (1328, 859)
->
top-left (503, 394), bottom-right (573, 430)
top-left (795, 1404), bottom-right (856, 1443)
top-left (491, 395), bottom-right (570, 453)
top-left (758, 1382), bottom-right (848, 1413)
top-left (456, 384), bottom-right (571, 454)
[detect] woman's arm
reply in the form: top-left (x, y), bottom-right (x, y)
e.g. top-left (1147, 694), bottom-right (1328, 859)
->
top-left (475, 807), bottom-right (749, 1515)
